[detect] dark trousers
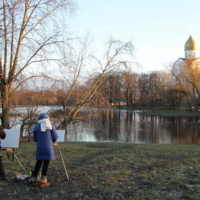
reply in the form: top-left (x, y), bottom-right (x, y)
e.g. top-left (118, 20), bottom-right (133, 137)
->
top-left (33, 160), bottom-right (50, 177)
top-left (0, 157), bottom-right (5, 177)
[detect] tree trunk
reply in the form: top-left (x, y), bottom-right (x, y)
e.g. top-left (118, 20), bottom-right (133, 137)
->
top-left (1, 84), bottom-right (10, 128)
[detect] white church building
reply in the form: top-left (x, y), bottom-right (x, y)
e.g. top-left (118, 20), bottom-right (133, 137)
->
top-left (172, 35), bottom-right (200, 86)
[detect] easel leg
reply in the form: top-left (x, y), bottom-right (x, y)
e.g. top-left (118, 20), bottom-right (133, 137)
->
top-left (57, 144), bottom-right (69, 181)
top-left (4, 148), bottom-right (27, 173)
top-left (13, 154), bottom-right (27, 172)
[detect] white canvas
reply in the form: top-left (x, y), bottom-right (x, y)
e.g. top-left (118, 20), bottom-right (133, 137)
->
top-left (1, 129), bottom-right (20, 148)
top-left (56, 130), bottom-right (65, 142)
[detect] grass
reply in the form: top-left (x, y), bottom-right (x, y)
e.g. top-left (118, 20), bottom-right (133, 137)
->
top-left (1, 142), bottom-right (200, 199)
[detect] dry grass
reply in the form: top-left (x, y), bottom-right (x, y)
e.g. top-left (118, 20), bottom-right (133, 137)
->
top-left (1, 142), bottom-right (200, 199)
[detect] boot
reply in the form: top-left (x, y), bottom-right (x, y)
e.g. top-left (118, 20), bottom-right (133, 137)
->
top-left (40, 182), bottom-right (50, 187)
top-left (0, 172), bottom-right (7, 180)
top-left (39, 175), bottom-right (50, 187)
top-left (31, 176), bottom-right (39, 185)
top-left (40, 175), bottom-right (47, 183)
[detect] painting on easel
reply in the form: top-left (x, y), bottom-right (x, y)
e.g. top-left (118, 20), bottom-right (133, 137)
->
top-left (1, 129), bottom-right (20, 148)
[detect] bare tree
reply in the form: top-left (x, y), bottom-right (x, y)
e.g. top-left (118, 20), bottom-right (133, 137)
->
top-left (172, 59), bottom-right (200, 110)
top-left (97, 72), bottom-right (122, 107)
top-left (0, 0), bottom-right (76, 128)
top-left (138, 73), bottom-right (150, 108)
top-left (162, 88), bottom-right (187, 110)
top-left (121, 71), bottom-right (139, 108)
top-left (57, 38), bottom-right (135, 129)
top-left (137, 71), bottom-right (171, 109)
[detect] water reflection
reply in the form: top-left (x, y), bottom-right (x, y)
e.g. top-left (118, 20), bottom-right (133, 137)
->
top-left (67, 110), bottom-right (200, 144)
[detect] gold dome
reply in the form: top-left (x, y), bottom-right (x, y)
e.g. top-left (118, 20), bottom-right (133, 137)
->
top-left (184, 35), bottom-right (198, 51)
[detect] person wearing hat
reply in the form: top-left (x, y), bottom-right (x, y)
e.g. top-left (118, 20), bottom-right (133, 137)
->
top-left (0, 125), bottom-right (7, 180)
top-left (31, 113), bottom-right (58, 186)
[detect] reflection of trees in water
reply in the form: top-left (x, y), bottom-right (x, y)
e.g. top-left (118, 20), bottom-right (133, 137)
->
top-left (92, 109), bottom-right (121, 141)
top-left (68, 110), bottom-right (200, 144)
top-left (124, 111), bottom-right (134, 142)
top-left (170, 122), bottom-right (200, 144)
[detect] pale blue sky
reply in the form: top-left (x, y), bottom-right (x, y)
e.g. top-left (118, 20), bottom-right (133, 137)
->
top-left (69, 0), bottom-right (200, 72)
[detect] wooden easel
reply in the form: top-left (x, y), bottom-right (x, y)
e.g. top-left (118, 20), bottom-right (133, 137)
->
top-left (2, 148), bottom-right (27, 172)
top-left (54, 143), bottom-right (69, 181)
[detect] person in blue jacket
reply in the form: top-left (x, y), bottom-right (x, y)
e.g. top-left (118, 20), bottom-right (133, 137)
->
top-left (31, 113), bottom-right (58, 186)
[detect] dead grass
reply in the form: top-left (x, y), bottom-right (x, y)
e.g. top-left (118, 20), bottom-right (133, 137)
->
top-left (1, 142), bottom-right (200, 199)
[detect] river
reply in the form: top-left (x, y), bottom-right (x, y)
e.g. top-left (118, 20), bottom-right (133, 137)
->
top-left (66, 110), bottom-right (200, 144)
top-left (10, 107), bottom-right (200, 144)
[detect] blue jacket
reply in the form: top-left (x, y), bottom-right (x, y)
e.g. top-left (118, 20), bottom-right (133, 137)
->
top-left (33, 124), bottom-right (58, 161)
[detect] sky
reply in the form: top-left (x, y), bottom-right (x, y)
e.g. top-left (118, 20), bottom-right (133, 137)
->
top-left (68, 0), bottom-right (200, 73)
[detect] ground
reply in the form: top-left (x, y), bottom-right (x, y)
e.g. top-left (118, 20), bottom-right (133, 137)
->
top-left (0, 142), bottom-right (200, 200)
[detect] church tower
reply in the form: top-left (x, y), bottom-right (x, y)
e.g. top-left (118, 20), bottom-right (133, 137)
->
top-left (184, 35), bottom-right (198, 59)
top-left (172, 35), bottom-right (200, 85)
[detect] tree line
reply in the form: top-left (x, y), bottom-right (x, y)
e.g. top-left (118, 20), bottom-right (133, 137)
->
top-left (12, 67), bottom-right (199, 112)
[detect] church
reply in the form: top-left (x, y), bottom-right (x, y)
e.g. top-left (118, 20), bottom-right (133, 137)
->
top-left (172, 35), bottom-right (200, 86)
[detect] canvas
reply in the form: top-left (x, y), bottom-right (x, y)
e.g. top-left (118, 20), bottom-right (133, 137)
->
top-left (1, 129), bottom-right (20, 148)
top-left (56, 130), bottom-right (65, 142)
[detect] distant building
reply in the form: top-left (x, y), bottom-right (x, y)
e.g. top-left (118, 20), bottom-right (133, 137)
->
top-left (172, 35), bottom-right (200, 86)
top-left (111, 99), bottom-right (126, 106)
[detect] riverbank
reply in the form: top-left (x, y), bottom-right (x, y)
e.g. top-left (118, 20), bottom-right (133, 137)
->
top-left (1, 142), bottom-right (200, 199)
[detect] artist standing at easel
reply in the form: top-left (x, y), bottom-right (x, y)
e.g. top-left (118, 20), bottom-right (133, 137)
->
top-left (31, 113), bottom-right (58, 186)
top-left (0, 125), bottom-right (7, 180)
